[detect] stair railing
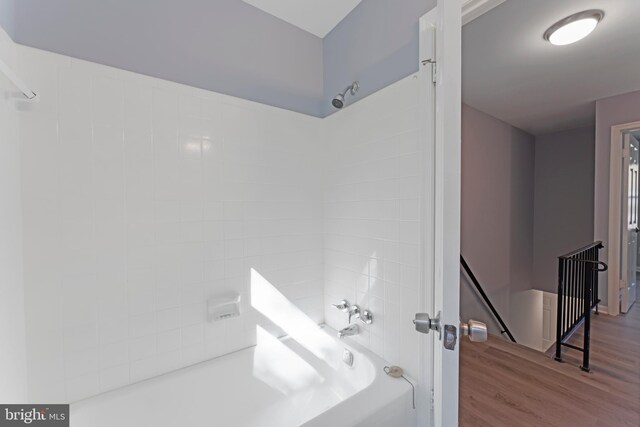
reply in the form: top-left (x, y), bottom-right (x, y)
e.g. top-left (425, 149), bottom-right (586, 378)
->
top-left (460, 255), bottom-right (517, 343)
top-left (554, 241), bottom-right (607, 371)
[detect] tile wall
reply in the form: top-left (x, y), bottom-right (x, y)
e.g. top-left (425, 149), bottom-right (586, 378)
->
top-left (0, 25), bottom-right (28, 403)
top-left (322, 75), bottom-right (424, 377)
top-left (12, 42), bottom-right (426, 402)
top-left (16, 46), bottom-right (324, 402)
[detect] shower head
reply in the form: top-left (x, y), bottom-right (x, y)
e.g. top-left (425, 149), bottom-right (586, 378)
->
top-left (332, 94), bottom-right (345, 109)
top-left (332, 81), bottom-right (359, 109)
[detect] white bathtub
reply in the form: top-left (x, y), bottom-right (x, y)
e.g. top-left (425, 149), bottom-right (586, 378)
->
top-left (70, 326), bottom-right (415, 427)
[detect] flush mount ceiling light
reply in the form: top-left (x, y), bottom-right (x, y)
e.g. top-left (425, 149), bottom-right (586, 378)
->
top-left (544, 10), bottom-right (604, 46)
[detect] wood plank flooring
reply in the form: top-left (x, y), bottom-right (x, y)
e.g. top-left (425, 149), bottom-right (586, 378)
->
top-left (459, 303), bottom-right (640, 426)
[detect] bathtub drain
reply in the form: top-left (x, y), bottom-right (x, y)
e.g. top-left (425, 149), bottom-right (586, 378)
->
top-left (383, 366), bottom-right (415, 409)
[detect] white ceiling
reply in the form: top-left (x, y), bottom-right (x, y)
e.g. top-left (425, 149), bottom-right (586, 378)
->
top-left (462, 0), bottom-right (640, 135)
top-left (242, 0), bottom-right (362, 38)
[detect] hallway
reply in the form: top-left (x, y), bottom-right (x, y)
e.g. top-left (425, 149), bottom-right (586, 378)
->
top-left (460, 304), bottom-right (640, 426)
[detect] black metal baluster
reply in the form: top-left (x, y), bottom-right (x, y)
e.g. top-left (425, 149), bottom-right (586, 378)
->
top-left (566, 257), bottom-right (571, 333)
top-left (579, 257), bottom-right (585, 327)
top-left (582, 260), bottom-right (593, 372)
top-left (555, 258), bottom-right (565, 362)
top-left (571, 256), bottom-right (577, 329)
top-left (563, 259), bottom-right (568, 335)
top-left (555, 242), bottom-right (607, 368)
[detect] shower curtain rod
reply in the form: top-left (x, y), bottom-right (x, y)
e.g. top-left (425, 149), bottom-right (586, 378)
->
top-left (0, 56), bottom-right (36, 99)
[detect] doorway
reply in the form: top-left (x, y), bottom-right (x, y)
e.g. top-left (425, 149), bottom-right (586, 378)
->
top-left (607, 122), bottom-right (640, 315)
top-left (621, 131), bottom-right (640, 312)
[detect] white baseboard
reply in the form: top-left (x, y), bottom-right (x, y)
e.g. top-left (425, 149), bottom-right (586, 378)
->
top-left (597, 304), bottom-right (609, 315)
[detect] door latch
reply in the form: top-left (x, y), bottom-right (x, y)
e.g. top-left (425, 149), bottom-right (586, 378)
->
top-left (415, 313), bottom-right (487, 351)
top-left (443, 324), bottom-right (457, 350)
top-left (414, 312), bottom-right (457, 351)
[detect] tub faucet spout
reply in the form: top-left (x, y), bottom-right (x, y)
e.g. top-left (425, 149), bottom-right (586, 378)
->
top-left (338, 324), bottom-right (359, 339)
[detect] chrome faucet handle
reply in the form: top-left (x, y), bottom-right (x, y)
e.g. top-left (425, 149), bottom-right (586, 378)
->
top-left (331, 300), bottom-right (351, 312)
top-left (348, 305), bottom-right (361, 323)
top-left (359, 309), bottom-right (373, 325)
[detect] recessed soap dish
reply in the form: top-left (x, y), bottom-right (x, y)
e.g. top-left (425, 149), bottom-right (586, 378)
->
top-left (207, 293), bottom-right (241, 323)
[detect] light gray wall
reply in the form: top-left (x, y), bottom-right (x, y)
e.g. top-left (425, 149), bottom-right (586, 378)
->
top-left (6, 0), bottom-right (440, 118)
top-left (12, 0), bottom-right (324, 116)
top-left (461, 104), bottom-right (535, 335)
top-left (0, 0), bottom-right (14, 38)
top-left (322, 0), bottom-right (437, 117)
top-left (594, 89), bottom-right (640, 305)
top-left (532, 127), bottom-right (595, 293)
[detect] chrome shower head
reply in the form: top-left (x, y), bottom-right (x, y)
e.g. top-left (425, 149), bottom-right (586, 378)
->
top-left (332, 81), bottom-right (359, 109)
top-left (332, 94), bottom-right (345, 109)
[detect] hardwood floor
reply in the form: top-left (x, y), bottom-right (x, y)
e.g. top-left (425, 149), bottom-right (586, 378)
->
top-left (459, 303), bottom-right (640, 426)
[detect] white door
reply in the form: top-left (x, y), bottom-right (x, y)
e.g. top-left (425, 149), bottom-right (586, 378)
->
top-left (621, 133), bottom-right (639, 313)
top-left (417, 2), bottom-right (472, 426)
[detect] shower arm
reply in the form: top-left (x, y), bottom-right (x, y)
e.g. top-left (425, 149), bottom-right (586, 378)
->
top-left (340, 82), bottom-right (359, 97)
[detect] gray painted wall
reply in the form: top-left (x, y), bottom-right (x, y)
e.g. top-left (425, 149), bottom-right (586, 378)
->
top-left (322, 0), bottom-right (437, 117)
top-left (532, 127), bottom-right (595, 293)
top-left (461, 104), bottom-right (535, 335)
top-left (0, 0), bottom-right (14, 38)
top-left (6, 0), bottom-right (440, 118)
top-left (594, 89), bottom-right (640, 305)
top-left (12, 0), bottom-right (324, 116)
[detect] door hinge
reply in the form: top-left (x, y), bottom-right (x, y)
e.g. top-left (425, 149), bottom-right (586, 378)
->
top-left (430, 388), bottom-right (435, 412)
top-left (422, 59), bottom-right (437, 84)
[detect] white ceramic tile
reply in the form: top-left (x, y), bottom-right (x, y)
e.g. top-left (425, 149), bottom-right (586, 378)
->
top-left (157, 308), bottom-right (181, 333)
top-left (16, 41), bottom-right (361, 404)
top-left (130, 313), bottom-right (156, 338)
top-left (130, 335), bottom-right (157, 361)
top-left (130, 357), bottom-right (157, 383)
top-left (156, 350), bottom-right (181, 374)
top-left (2, 35), bottom-right (34, 406)
top-left (124, 83), bottom-right (152, 132)
top-left (100, 341), bottom-right (129, 369)
top-left (179, 95), bottom-right (201, 117)
top-left (157, 330), bottom-right (181, 354)
top-left (99, 364), bottom-right (130, 392)
top-left (181, 323), bottom-right (204, 346)
top-left (93, 76), bottom-right (124, 128)
top-left (323, 75), bottom-right (423, 376)
top-left (98, 315), bottom-right (128, 345)
top-left (65, 347), bottom-right (99, 379)
top-left (66, 373), bottom-right (99, 402)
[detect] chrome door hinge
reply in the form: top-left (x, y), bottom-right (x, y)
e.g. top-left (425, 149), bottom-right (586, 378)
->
top-left (420, 22), bottom-right (436, 84)
top-left (422, 59), bottom-right (437, 84)
top-left (430, 388), bottom-right (435, 412)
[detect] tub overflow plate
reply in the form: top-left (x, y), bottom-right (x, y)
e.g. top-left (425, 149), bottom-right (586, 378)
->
top-left (385, 366), bottom-right (404, 378)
